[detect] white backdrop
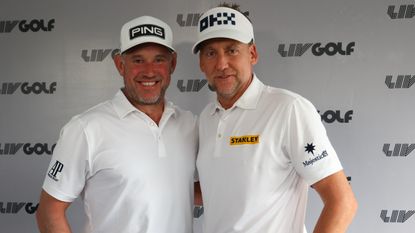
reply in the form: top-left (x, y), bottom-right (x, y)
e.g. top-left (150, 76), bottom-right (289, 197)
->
top-left (1, 0), bottom-right (414, 232)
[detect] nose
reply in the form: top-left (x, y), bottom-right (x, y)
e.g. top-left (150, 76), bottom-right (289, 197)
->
top-left (142, 63), bottom-right (156, 77)
top-left (215, 53), bottom-right (229, 71)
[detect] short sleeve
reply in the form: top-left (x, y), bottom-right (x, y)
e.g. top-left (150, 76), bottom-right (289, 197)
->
top-left (42, 116), bottom-right (89, 202)
top-left (285, 97), bottom-right (342, 185)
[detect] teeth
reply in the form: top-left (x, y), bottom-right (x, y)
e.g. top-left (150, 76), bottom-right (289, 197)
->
top-left (141, 81), bottom-right (156, 86)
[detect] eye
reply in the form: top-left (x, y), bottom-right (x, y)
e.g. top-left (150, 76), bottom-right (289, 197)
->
top-left (132, 58), bottom-right (144, 64)
top-left (227, 47), bottom-right (239, 55)
top-left (203, 49), bottom-right (216, 58)
top-left (154, 56), bottom-right (167, 64)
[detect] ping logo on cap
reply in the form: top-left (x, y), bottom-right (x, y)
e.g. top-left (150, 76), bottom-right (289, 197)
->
top-left (200, 12), bottom-right (236, 32)
top-left (129, 24), bottom-right (165, 40)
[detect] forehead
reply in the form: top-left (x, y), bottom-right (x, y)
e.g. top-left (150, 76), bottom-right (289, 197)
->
top-left (199, 38), bottom-right (245, 50)
top-left (124, 42), bottom-right (172, 56)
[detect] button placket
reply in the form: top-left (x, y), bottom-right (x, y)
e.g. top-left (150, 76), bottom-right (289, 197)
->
top-left (214, 115), bottom-right (227, 158)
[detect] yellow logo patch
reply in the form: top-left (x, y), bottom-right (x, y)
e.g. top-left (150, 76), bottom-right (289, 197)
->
top-left (229, 135), bottom-right (260, 145)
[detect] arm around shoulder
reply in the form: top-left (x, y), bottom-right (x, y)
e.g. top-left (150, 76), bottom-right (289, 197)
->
top-left (312, 170), bottom-right (358, 233)
top-left (36, 190), bottom-right (73, 233)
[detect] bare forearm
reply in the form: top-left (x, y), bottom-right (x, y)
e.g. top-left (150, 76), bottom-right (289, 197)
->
top-left (36, 210), bottom-right (72, 233)
top-left (36, 190), bottom-right (72, 233)
top-left (313, 199), bottom-right (357, 233)
top-left (312, 171), bottom-right (358, 233)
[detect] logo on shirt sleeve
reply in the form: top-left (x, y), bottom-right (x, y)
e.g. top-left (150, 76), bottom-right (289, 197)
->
top-left (304, 143), bottom-right (316, 155)
top-left (302, 143), bottom-right (328, 167)
top-left (47, 160), bottom-right (64, 181)
top-left (230, 135), bottom-right (259, 145)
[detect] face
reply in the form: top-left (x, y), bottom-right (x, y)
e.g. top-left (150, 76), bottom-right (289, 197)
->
top-left (199, 38), bottom-right (258, 106)
top-left (114, 43), bottom-right (176, 108)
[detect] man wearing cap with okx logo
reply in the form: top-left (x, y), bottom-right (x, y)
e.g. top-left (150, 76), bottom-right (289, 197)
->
top-left (36, 16), bottom-right (198, 233)
top-left (194, 3), bottom-right (358, 233)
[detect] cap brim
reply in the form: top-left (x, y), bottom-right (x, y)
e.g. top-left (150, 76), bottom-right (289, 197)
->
top-left (121, 39), bottom-right (175, 54)
top-left (192, 29), bottom-right (253, 54)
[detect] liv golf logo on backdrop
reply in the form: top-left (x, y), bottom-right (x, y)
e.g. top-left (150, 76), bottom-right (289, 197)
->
top-left (318, 110), bottom-right (353, 123)
top-left (383, 143), bottom-right (415, 157)
top-left (0, 143), bottom-right (55, 155)
top-left (0, 202), bottom-right (38, 214)
top-left (177, 79), bottom-right (208, 92)
top-left (278, 42), bottom-right (355, 57)
top-left (0, 19), bottom-right (55, 33)
top-left (385, 75), bottom-right (415, 89)
top-left (380, 210), bottom-right (415, 223)
top-left (0, 82), bottom-right (57, 95)
top-left (81, 49), bottom-right (120, 62)
top-left (387, 4), bottom-right (415, 19)
top-left (177, 13), bottom-right (201, 27)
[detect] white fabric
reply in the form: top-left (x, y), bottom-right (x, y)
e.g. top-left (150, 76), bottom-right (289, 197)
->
top-left (42, 90), bottom-right (198, 233)
top-left (192, 7), bottom-right (254, 53)
top-left (197, 75), bottom-right (342, 233)
top-left (120, 15), bottom-right (175, 53)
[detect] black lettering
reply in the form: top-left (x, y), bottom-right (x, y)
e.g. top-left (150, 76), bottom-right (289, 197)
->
top-left (324, 42), bottom-right (338, 56)
top-left (387, 6), bottom-right (398, 19)
top-left (0, 20), bottom-right (19, 33)
top-left (25, 203), bottom-right (39, 214)
top-left (200, 16), bottom-right (209, 32)
top-left (209, 13), bottom-right (220, 27)
top-left (96, 49), bottom-right (112, 62)
top-left (47, 19), bottom-right (55, 31)
top-left (346, 42), bottom-right (355, 55)
top-left (177, 14), bottom-right (200, 27)
top-left (311, 43), bottom-right (324, 56)
top-left (19, 20), bottom-right (29, 32)
top-left (12, 202), bottom-right (26, 214)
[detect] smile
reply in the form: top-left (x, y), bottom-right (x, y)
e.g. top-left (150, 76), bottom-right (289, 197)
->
top-left (140, 81), bottom-right (157, 86)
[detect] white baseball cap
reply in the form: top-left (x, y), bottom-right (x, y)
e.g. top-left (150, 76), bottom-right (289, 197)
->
top-left (120, 16), bottom-right (175, 54)
top-left (192, 7), bottom-right (254, 54)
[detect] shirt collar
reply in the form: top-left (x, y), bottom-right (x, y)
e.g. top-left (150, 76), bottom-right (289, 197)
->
top-left (210, 74), bottom-right (264, 115)
top-left (112, 89), bottom-right (177, 119)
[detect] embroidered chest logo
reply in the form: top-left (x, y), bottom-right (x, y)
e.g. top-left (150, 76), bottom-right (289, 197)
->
top-left (230, 135), bottom-right (259, 146)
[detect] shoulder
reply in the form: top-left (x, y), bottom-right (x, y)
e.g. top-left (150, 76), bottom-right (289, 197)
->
top-left (63, 100), bottom-right (115, 132)
top-left (262, 85), bottom-right (315, 109)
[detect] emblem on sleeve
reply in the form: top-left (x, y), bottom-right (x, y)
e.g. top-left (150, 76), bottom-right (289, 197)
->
top-left (48, 160), bottom-right (64, 181)
top-left (305, 143), bottom-right (316, 155)
top-left (302, 143), bottom-right (328, 167)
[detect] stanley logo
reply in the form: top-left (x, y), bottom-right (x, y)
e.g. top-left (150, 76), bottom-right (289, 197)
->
top-left (230, 135), bottom-right (259, 146)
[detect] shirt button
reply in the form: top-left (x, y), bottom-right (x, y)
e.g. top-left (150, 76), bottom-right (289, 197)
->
top-left (218, 134), bottom-right (222, 138)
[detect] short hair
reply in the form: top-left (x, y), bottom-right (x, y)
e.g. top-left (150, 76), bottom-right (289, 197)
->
top-left (218, 2), bottom-right (252, 22)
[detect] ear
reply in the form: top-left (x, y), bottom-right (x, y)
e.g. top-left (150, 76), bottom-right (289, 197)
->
top-left (113, 53), bottom-right (125, 76)
top-left (249, 44), bottom-right (258, 65)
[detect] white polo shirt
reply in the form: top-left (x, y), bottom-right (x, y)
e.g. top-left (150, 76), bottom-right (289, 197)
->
top-left (197, 75), bottom-right (342, 233)
top-left (43, 90), bottom-right (198, 233)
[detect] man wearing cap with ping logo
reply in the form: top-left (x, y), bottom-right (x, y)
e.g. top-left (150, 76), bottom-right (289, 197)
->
top-left (194, 4), bottom-right (357, 233)
top-left (36, 16), bottom-right (197, 233)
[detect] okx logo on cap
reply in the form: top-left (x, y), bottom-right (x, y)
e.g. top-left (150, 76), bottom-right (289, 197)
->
top-left (192, 7), bottom-right (254, 53)
top-left (120, 15), bottom-right (175, 54)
